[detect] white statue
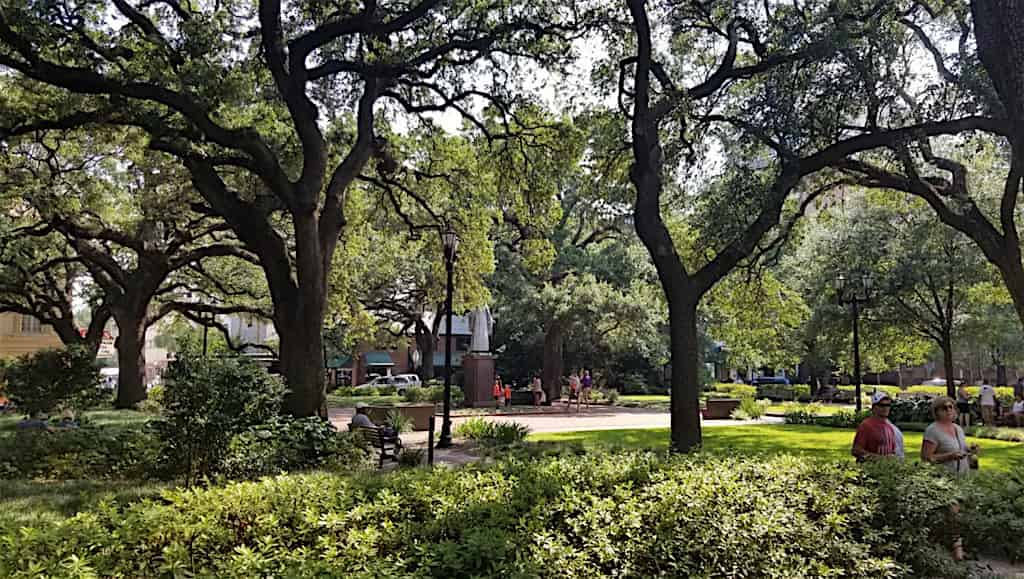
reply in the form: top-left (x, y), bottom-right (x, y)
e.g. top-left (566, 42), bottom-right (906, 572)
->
top-left (468, 305), bottom-right (494, 353)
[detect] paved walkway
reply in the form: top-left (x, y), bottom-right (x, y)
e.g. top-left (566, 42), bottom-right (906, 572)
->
top-left (329, 404), bottom-right (782, 446)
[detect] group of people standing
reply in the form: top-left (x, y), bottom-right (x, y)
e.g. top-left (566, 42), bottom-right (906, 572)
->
top-left (566, 369), bottom-right (593, 411)
top-left (955, 379), bottom-right (1024, 427)
top-left (489, 370), bottom-right (595, 410)
top-left (852, 391), bottom-right (984, 561)
top-left (852, 391), bottom-right (979, 475)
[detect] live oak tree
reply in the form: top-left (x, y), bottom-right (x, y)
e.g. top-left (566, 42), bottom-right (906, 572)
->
top-left (616, 0), bottom-right (993, 451)
top-left (2, 131), bottom-right (259, 406)
top-left (0, 220), bottom-right (111, 355)
top-left (811, 1), bottom-right (1024, 365)
top-left (0, 0), bottom-right (600, 416)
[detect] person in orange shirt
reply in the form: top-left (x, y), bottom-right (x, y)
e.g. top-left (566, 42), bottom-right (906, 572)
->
top-left (503, 383), bottom-right (512, 407)
top-left (492, 377), bottom-right (503, 410)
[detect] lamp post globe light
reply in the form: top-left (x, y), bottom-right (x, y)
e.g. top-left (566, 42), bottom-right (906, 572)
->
top-left (437, 225), bottom-right (459, 449)
top-left (835, 274), bottom-right (873, 412)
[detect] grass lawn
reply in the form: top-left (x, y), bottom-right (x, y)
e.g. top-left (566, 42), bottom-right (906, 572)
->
top-left (0, 479), bottom-right (170, 528)
top-left (325, 394), bottom-right (404, 408)
top-left (0, 408), bottom-right (155, 431)
top-left (530, 424), bottom-right (1024, 471)
top-left (616, 397), bottom-right (853, 417)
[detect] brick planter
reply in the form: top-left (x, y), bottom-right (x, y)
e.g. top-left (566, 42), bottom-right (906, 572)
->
top-left (702, 398), bottom-right (741, 420)
top-left (367, 403), bottom-right (436, 431)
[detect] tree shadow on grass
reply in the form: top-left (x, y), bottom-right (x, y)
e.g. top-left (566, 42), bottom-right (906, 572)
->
top-left (0, 479), bottom-right (169, 529)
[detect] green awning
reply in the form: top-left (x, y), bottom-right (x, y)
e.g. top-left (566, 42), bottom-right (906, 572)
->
top-left (326, 355), bottom-right (352, 369)
top-left (432, 352), bottom-right (463, 368)
top-left (364, 351), bottom-right (395, 366)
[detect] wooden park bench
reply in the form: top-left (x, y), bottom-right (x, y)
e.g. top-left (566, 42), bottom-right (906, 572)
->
top-left (351, 425), bottom-right (402, 468)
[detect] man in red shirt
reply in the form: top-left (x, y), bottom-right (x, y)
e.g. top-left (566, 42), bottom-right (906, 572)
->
top-left (852, 392), bottom-right (905, 461)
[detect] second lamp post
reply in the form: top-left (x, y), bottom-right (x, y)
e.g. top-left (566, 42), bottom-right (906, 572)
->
top-left (437, 225), bottom-right (459, 448)
top-left (835, 274), bottom-right (873, 412)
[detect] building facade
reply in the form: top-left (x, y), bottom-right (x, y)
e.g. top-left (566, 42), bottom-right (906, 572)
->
top-left (0, 313), bottom-right (62, 359)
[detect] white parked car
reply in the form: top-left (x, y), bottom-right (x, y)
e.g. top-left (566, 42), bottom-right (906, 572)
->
top-left (354, 374), bottom-right (422, 394)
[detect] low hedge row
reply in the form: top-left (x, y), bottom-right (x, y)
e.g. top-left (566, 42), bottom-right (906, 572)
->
top-left (2, 452), bottom-right (1019, 578)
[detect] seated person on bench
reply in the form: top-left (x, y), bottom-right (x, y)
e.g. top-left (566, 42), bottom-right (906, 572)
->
top-left (350, 402), bottom-right (376, 428)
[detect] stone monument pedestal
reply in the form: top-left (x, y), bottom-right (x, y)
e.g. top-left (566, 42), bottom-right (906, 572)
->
top-left (462, 353), bottom-right (496, 407)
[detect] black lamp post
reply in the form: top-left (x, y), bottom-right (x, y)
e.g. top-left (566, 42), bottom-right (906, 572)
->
top-left (437, 225), bottom-right (459, 448)
top-left (835, 274), bottom-right (873, 412)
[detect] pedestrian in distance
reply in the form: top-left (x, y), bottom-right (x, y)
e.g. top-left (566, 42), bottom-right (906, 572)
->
top-left (567, 371), bottom-right (580, 413)
top-left (492, 377), bottom-right (503, 410)
top-left (979, 380), bottom-right (996, 426)
top-left (531, 375), bottom-right (543, 407)
top-left (504, 383), bottom-right (512, 408)
top-left (580, 369), bottom-right (593, 410)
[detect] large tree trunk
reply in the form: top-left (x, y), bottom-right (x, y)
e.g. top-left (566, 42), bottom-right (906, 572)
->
top-left (276, 295), bottom-right (327, 417)
top-left (113, 312), bottom-right (147, 408)
top-left (541, 319), bottom-right (564, 404)
top-left (668, 300), bottom-right (702, 452)
top-left (940, 332), bottom-right (956, 398)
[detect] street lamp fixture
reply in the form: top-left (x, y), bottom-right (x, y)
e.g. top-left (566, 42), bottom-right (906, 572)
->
top-left (437, 225), bottom-right (459, 448)
top-left (835, 273), bottom-right (873, 412)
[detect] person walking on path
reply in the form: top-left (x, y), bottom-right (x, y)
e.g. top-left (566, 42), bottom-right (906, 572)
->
top-left (852, 392), bottom-right (905, 461)
top-left (580, 370), bottom-right (594, 410)
top-left (956, 383), bottom-right (971, 428)
top-left (979, 380), bottom-right (996, 426)
top-left (531, 375), bottom-right (543, 407)
top-left (504, 383), bottom-right (512, 408)
top-left (1014, 377), bottom-right (1024, 400)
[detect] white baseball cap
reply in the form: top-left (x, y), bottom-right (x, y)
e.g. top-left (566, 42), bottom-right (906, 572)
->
top-left (871, 392), bottom-right (892, 405)
top-left (355, 402), bottom-right (368, 409)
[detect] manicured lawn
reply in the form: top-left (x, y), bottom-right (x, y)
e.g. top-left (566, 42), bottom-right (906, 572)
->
top-left (325, 394), bottom-right (404, 408)
top-left (530, 424), bottom-right (1024, 471)
top-left (0, 408), bottom-right (154, 431)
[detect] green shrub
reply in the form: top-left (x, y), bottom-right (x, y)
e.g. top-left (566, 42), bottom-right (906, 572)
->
top-left (385, 409), bottom-right (414, 433)
top-left (964, 425), bottom-right (1024, 443)
top-left (732, 397), bottom-right (770, 420)
top-left (958, 467), bottom-right (1024, 562)
top-left (222, 417), bottom-right (369, 480)
top-left (1, 347), bottom-right (102, 415)
top-left (334, 386), bottom-right (356, 397)
top-left (376, 385), bottom-right (398, 396)
top-left (403, 387), bottom-right (430, 403)
top-left (453, 417), bottom-right (529, 445)
top-left (604, 388), bottom-right (620, 405)
top-left (359, 386), bottom-right (381, 396)
top-left (151, 354), bottom-right (286, 485)
top-left (710, 383), bottom-right (756, 398)
top-left (453, 416), bottom-right (492, 439)
top-left (398, 447), bottom-right (426, 468)
top-left (888, 398), bottom-right (934, 423)
top-left (0, 426), bottom-right (159, 479)
top-left (0, 453), bottom-right (982, 578)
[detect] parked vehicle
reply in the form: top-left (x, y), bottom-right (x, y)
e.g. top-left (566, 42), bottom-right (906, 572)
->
top-left (355, 374), bottom-right (423, 394)
top-left (751, 376), bottom-right (790, 386)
